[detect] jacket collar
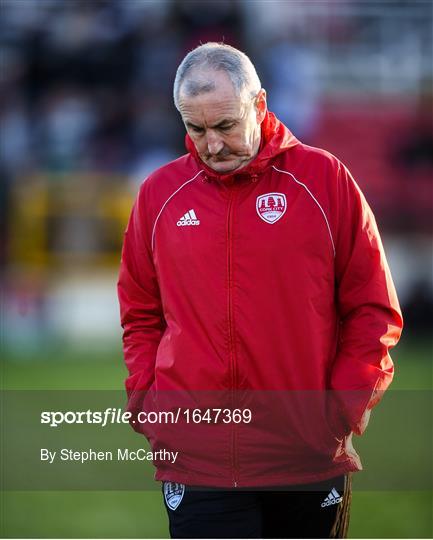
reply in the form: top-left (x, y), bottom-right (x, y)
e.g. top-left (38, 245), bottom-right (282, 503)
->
top-left (185, 111), bottom-right (299, 184)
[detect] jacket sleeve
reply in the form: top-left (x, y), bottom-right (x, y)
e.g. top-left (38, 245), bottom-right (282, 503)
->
top-left (330, 163), bottom-right (403, 435)
top-left (117, 183), bottom-right (166, 402)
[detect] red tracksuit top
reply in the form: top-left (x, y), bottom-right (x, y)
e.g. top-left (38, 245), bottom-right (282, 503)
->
top-left (118, 111), bottom-right (403, 487)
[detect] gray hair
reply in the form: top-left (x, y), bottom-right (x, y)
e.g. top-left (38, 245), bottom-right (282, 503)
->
top-left (173, 42), bottom-right (261, 110)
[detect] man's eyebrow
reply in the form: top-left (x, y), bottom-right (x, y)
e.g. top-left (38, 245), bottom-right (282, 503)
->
top-left (185, 119), bottom-right (237, 130)
top-left (212, 119), bottom-right (237, 128)
top-left (185, 121), bottom-right (203, 130)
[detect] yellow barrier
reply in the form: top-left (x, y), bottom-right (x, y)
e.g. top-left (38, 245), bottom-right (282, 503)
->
top-left (10, 174), bottom-right (135, 269)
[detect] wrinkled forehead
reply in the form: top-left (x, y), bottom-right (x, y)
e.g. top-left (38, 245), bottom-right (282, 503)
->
top-left (178, 70), bottom-right (249, 124)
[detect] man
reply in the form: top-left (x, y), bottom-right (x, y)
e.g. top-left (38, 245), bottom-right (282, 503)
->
top-left (118, 43), bottom-right (402, 538)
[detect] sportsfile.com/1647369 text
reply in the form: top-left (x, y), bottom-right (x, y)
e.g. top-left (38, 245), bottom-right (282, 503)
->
top-left (40, 408), bottom-right (253, 428)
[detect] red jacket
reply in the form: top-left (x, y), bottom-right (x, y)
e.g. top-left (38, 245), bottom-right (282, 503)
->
top-left (118, 112), bottom-right (402, 487)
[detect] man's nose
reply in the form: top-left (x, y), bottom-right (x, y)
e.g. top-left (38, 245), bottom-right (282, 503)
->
top-left (206, 131), bottom-right (224, 155)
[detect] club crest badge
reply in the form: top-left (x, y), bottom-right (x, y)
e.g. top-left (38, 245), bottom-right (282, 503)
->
top-left (164, 482), bottom-right (185, 511)
top-left (256, 192), bottom-right (287, 224)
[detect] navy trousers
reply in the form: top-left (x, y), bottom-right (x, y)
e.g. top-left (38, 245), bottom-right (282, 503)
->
top-left (163, 474), bottom-right (352, 538)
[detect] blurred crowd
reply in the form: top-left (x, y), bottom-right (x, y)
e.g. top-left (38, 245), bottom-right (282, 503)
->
top-left (2, 0), bottom-right (431, 180)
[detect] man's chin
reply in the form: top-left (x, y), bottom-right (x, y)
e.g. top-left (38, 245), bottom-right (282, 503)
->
top-left (206, 159), bottom-right (246, 174)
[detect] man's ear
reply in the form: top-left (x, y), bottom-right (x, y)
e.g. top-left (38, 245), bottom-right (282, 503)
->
top-left (255, 89), bottom-right (267, 124)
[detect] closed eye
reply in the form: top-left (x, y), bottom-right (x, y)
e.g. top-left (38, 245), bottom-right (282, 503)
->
top-left (190, 125), bottom-right (204, 134)
top-left (219, 124), bottom-right (234, 132)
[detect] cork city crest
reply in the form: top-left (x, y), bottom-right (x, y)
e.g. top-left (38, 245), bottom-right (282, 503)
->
top-left (256, 193), bottom-right (287, 224)
top-left (164, 482), bottom-right (185, 511)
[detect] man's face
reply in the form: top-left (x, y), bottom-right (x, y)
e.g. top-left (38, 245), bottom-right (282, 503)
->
top-left (178, 71), bottom-right (266, 174)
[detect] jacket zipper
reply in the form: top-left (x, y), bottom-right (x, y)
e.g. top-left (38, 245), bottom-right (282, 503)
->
top-left (226, 186), bottom-right (238, 487)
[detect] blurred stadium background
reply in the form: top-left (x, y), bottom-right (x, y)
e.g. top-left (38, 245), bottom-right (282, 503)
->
top-left (1, 0), bottom-right (432, 538)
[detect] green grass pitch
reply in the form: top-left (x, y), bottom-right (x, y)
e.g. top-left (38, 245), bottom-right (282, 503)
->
top-left (1, 336), bottom-right (432, 538)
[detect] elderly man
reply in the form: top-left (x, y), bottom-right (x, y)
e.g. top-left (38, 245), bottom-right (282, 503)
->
top-left (118, 43), bottom-right (402, 538)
